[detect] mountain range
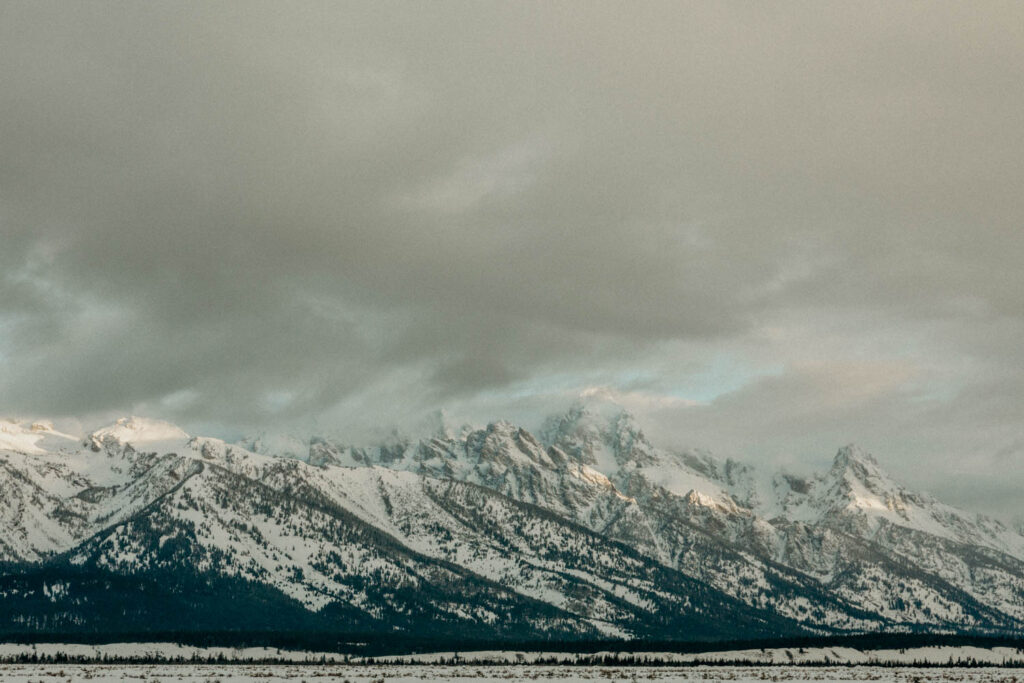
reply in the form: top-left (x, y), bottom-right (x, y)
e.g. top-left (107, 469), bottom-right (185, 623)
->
top-left (2, 395), bottom-right (1024, 643)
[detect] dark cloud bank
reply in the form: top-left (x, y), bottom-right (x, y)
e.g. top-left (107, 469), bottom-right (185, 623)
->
top-left (1, 2), bottom-right (1022, 516)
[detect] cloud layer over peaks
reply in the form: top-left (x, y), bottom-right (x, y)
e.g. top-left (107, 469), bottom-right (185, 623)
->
top-left (1, 2), bottom-right (1023, 515)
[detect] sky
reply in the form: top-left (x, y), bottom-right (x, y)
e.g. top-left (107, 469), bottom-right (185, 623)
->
top-left (1, 2), bottom-right (1023, 518)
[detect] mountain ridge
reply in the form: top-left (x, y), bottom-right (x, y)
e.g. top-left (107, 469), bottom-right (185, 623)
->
top-left (1, 403), bottom-right (1022, 641)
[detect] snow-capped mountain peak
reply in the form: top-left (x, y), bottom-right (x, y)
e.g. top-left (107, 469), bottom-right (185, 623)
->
top-left (825, 444), bottom-right (918, 507)
top-left (0, 418), bottom-right (77, 455)
top-left (540, 393), bottom-right (656, 473)
top-left (831, 442), bottom-right (882, 473)
top-left (88, 416), bottom-right (190, 451)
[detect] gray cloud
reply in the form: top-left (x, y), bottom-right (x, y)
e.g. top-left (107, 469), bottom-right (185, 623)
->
top-left (1, 2), bottom-right (1023, 516)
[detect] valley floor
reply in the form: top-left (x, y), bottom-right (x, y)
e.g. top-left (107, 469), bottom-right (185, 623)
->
top-left (3, 664), bottom-right (1024, 683)
top-left (4, 643), bottom-right (1024, 667)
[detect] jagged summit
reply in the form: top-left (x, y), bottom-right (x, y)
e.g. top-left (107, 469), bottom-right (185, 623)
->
top-left (832, 443), bottom-right (880, 470)
top-left (825, 443), bottom-right (908, 504)
top-left (825, 443), bottom-right (895, 496)
top-left (538, 391), bottom-right (655, 472)
top-left (565, 389), bottom-right (648, 439)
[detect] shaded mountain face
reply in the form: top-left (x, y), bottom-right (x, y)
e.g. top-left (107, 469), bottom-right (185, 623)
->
top-left (1, 403), bottom-right (1023, 641)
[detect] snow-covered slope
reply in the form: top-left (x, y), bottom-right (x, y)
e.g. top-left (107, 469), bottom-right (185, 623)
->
top-left (267, 397), bottom-right (1024, 633)
top-left (0, 417), bottom-right (800, 640)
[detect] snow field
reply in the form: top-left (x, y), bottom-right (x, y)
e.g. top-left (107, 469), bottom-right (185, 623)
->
top-left (2, 664), bottom-right (1024, 683)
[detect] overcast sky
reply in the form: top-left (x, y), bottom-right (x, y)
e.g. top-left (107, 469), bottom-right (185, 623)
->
top-left (2, 2), bottom-right (1023, 517)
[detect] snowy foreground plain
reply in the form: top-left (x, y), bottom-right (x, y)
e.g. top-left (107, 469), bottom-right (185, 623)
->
top-left (2, 643), bottom-right (1024, 665)
top-left (4, 645), bottom-right (1024, 681)
top-left (2, 664), bottom-right (1024, 683)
